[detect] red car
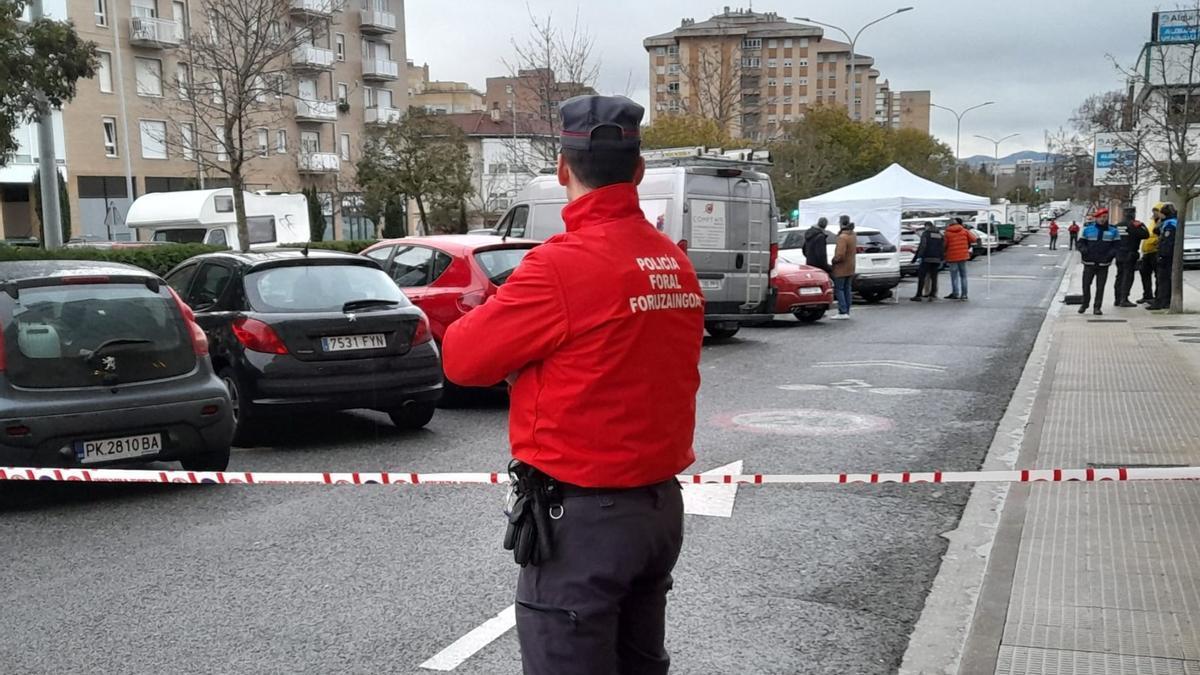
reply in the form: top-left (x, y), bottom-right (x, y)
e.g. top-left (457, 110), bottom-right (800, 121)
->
top-left (772, 261), bottom-right (833, 322)
top-left (360, 235), bottom-right (540, 344)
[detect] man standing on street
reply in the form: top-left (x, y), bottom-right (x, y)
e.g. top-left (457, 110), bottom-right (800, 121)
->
top-left (1150, 202), bottom-right (1179, 310)
top-left (943, 217), bottom-right (977, 301)
top-left (1077, 208), bottom-right (1120, 315)
top-left (1048, 219), bottom-right (1059, 250)
top-left (802, 216), bottom-right (831, 275)
top-left (1113, 207), bottom-right (1148, 307)
top-left (830, 216), bottom-right (857, 319)
top-left (1068, 221), bottom-right (1081, 250)
top-left (442, 95), bottom-right (702, 675)
top-left (1138, 203), bottom-right (1163, 304)
top-left (910, 221), bottom-right (945, 302)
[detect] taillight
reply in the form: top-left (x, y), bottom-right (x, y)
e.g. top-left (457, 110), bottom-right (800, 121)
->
top-left (61, 275), bottom-right (111, 285)
top-left (412, 316), bottom-right (432, 346)
top-left (677, 239), bottom-right (688, 253)
top-left (5, 425), bottom-right (30, 438)
top-left (769, 243), bottom-right (779, 272)
top-left (167, 287), bottom-right (209, 356)
top-left (232, 317), bottom-right (289, 354)
top-left (457, 290), bottom-right (486, 313)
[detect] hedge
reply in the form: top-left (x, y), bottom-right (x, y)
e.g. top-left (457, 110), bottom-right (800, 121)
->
top-left (0, 244), bottom-right (223, 277)
top-left (280, 240), bottom-right (378, 254)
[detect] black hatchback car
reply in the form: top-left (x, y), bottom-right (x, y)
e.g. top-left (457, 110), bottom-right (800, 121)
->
top-left (0, 261), bottom-right (234, 470)
top-left (164, 251), bottom-right (443, 444)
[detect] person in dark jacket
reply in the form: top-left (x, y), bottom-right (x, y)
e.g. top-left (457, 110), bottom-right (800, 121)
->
top-left (910, 221), bottom-right (945, 301)
top-left (1113, 207), bottom-right (1148, 307)
top-left (1149, 203), bottom-right (1179, 310)
top-left (1077, 208), bottom-right (1120, 315)
top-left (802, 217), bottom-right (831, 274)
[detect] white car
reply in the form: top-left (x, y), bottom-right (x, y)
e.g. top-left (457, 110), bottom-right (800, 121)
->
top-left (1183, 231), bottom-right (1200, 267)
top-left (778, 226), bottom-right (900, 303)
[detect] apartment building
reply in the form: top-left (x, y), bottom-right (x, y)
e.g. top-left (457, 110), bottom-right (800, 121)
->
top-left (875, 81), bottom-right (931, 133)
top-left (483, 68), bottom-right (596, 125)
top-left (1, 0), bottom-right (407, 242)
top-left (644, 7), bottom-right (889, 140)
top-left (407, 61), bottom-right (485, 114)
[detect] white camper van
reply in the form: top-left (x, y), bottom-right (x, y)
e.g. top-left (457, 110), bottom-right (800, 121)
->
top-left (495, 165), bottom-right (778, 339)
top-left (126, 189), bottom-right (309, 250)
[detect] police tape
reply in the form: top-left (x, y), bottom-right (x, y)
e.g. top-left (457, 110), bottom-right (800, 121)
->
top-left (1, 465), bottom-right (1199, 485)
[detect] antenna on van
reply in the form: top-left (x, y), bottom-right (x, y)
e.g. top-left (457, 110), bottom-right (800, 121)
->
top-left (302, 241), bottom-right (310, 257)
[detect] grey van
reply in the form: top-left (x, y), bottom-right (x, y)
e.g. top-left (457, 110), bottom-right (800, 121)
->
top-left (496, 167), bottom-right (777, 339)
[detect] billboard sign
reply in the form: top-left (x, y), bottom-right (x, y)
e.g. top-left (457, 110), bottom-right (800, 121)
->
top-left (1153, 10), bottom-right (1200, 43)
top-left (1094, 133), bottom-right (1136, 186)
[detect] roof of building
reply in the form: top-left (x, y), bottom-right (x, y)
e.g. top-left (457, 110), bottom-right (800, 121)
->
top-left (438, 111), bottom-right (556, 138)
top-left (644, 9), bottom-right (824, 45)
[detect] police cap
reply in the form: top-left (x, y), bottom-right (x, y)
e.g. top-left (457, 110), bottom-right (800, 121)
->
top-left (559, 95), bottom-right (643, 151)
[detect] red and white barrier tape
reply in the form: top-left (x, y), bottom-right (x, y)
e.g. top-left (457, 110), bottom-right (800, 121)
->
top-left (1, 466), bottom-right (1198, 485)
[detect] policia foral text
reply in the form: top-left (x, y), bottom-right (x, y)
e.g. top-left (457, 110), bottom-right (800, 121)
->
top-left (443, 95), bottom-right (705, 675)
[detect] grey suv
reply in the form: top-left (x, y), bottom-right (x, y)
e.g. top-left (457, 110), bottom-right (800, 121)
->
top-left (0, 261), bottom-right (234, 470)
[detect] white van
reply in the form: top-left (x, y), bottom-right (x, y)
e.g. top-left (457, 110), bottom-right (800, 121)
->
top-left (495, 167), bottom-right (778, 339)
top-left (126, 189), bottom-right (309, 250)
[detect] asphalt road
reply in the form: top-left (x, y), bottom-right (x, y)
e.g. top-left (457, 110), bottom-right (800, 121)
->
top-left (0, 233), bottom-right (1067, 675)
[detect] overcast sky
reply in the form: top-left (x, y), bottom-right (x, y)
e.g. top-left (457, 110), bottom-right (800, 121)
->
top-left (407, 0), bottom-right (1158, 158)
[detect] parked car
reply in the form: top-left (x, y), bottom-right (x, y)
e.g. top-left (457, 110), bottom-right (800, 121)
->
top-left (778, 226), bottom-right (899, 303)
top-left (1183, 231), bottom-right (1200, 268)
top-left (360, 235), bottom-right (539, 344)
top-left (0, 260), bottom-right (234, 470)
top-left (771, 261), bottom-right (833, 322)
top-left (899, 231), bottom-right (921, 277)
top-left (164, 251), bottom-right (443, 444)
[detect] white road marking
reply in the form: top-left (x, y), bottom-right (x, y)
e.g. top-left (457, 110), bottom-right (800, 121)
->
top-left (867, 387), bottom-right (921, 396)
top-left (681, 460), bottom-right (743, 518)
top-left (420, 605), bottom-right (516, 671)
top-left (813, 360), bottom-right (946, 373)
top-left (981, 274), bottom-right (1040, 280)
top-left (777, 383), bottom-right (829, 391)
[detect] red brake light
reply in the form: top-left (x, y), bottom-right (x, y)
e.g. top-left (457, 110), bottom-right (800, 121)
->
top-left (677, 239), bottom-right (688, 253)
top-left (769, 243), bottom-right (779, 272)
top-left (6, 425), bottom-right (30, 438)
top-left (232, 317), bottom-right (289, 354)
top-left (412, 315), bottom-right (432, 346)
top-left (855, 246), bottom-right (867, 254)
top-left (60, 275), bottom-right (111, 285)
top-left (167, 287), bottom-right (209, 356)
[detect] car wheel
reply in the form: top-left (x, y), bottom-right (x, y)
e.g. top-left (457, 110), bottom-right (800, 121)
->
top-left (705, 323), bottom-right (740, 339)
top-left (219, 368), bottom-right (257, 447)
top-left (794, 308), bottom-right (826, 323)
top-left (180, 444), bottom-right (231, 472)
top-left (389, 402), bottom-right (437, 430)
top-left (860, 290), bottom-right (890, 304)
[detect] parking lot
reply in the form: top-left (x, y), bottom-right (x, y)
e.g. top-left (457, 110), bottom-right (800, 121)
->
top-left (0, 235), bottom-right (1067, 674)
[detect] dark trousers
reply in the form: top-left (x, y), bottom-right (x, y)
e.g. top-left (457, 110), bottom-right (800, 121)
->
top-left (915, 261), bottom-right (941, 297)
top-left (1154, 256), bottom-right (1174, 308)
top-left (1139, 252), bottom-right (1157, 301)
top-left (1069, 233), bottom-right (1078, 250)
top-left (517, 480), bottom-right (683, 675)
top-left (1080, 263), bottom-right (1109, 310)
top-left (1049, 234), bottom-right (1058, 249)
top-left (1114, 254), bottom-right (1138, 303)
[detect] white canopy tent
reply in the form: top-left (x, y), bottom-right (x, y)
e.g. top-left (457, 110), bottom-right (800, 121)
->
top-left (796, 163), bottom-right (990, 243)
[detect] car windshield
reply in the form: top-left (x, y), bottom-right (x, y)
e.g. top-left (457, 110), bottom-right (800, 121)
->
top-left (475, 248), bottom-right (533, 285)
top-left (779, 230), bottom-right (806, 250)
top-left (153, 229), bottom-right (208, 244)
top-left (3, 282), bottom-right (194, 388)
top-left (244, 264), bottom-right (407, 313)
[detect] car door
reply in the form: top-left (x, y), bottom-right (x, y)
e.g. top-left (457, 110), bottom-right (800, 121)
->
top-left (185, 261), bottom-right (239, 362)
top-left (386, 245), bottom-right (458, 340)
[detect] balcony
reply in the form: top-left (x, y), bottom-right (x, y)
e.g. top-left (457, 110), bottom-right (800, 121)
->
top-left (294, 98), bottom-right (338, 122)
top-left (128, 16), bottom-right (182, 48)
top-left (298, 152), bottom-right (341, 174)
top-left (362, 57), bottom-right (399, 81)
top-left (292, 44), bottom-right (335, 70)
top-left (365, 106), bottom-right (403, 125)
top-left (290, 0), bottom-right (336, 17)
top-left (360, 9), bottom-right (397, 34)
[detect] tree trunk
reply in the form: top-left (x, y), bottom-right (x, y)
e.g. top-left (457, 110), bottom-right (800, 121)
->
top-left (231, 170), bottom-right (250, 252)
top-left (415, 194), bottom-right (428, 236)
top-left (1170, 214), bottom-right (1186, 314)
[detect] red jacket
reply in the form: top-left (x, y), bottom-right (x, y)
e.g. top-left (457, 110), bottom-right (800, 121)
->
top-left (442, 183), bottom-right (704, 487)
top-left (943, 224), bottom-right (977, 263)
top-left (1049, 221), bottom-right (1059, 235)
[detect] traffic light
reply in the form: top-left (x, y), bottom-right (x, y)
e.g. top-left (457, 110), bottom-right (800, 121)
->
top-left (791, 208), bottom-right (799, 220)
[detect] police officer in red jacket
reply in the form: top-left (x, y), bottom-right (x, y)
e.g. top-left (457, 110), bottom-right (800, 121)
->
top-left (442, 95), bottom-right (704, 675)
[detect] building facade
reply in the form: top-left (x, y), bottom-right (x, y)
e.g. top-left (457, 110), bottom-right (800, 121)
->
top-left (407, 61), bottom-right (485, 114)
top-left (1, 0), bottom-right (408, 242)
top-left (875, 82), bottom-right (931, 133)
top-left (483, 69), bottom-right (596, 126)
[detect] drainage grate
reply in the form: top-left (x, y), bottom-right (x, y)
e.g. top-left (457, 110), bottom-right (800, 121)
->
top-left (1150, 325), bottom-right (1193, 330)
top-left (1086, 319), bottom-right (1128, 323)
top-left (1087, 462), bottom-right (1189, 469)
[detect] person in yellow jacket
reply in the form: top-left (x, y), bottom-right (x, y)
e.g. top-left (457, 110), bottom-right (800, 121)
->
top-left (1137, 202), bottom-right (1163, 304)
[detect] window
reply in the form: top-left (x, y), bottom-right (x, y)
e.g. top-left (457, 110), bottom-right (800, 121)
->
top-left (139, 120), bottom-right (167, 159)
top-left (300, 131), bottom-right (320, 154)
top-left (134, 57), bottom-right (162, 97)
top-left (97, 52), bottom-right (113, 93)
top-left (488, 162), bottom-right (508, 175)
top-left (335, 33), bottom-right (346, 61)
top-left (799, 38), bottom-right (809, 48)
top-left (742, 57), bottom-right (761, 68)
top-left (339, 133), bottom-right (350, 161)
top-left (799, 77), bottom-right (808, 85)
top-left (655, 66), bottom-right (665, 76)
top-left (742, 38), bottom-right (762, 50)
top-left (783, 96), bottom-right (792, 104)
top-left (784, 77), bottom-right (793, 86)
top-left (389, 246), bottom-right (438, 287)
top-left (131, 0), bottom-right (156, 18)
top-left (176, 62), bottom-right (189, 99)
top-left (798, 59), bottom-right (808, 68)
top-left (767, 59), bottom-right (777, 68)
top-left (189, 264), bottom-right (234, 308)
top-left (215, 141), bottom-right (228, 162)
top-left (95, 0), bottom-right (108, 26)
top-left (205, 229), bottom-right (227, 247)
top-left (783, 59), bottom-right (793, 68)
top-left (181, 122), bottom-right (194, 160)
top-left (363, 86), bottom-right (373, 108)
top-left (667, 45), bottom-right (678, 56)
top-left (667, 63), bottom-right (680, 75)
top-left (364, 246), bottom-right (393, 263)
top-left (767, 78), bottom-right (777, 87)
top-left (276, 129), bottom-right (287, 154)
top-left (247, 216), bottom-right (276, 245)
top-left (768, 39), bottom-right (778, 49)
top-left (667, 82), bottom-right (680, 94)
top-left (655, 47), bottom-right (665, 56)
top-left (784, 38), bottom-right (793, 48)
top-left (246, 266), bottom-right (403, 313)
top-left (257, 128), bottom-right (269, 157)
top-left (337, 82), bottom-right (348, 104)
top-left (102, 117), bottom-right (118, 157)
top-left (214, 195), bottom-right (234, 212)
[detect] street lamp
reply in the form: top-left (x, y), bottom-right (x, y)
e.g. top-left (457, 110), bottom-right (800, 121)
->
top-left (931, 101), bottom-right (994, 189)
top-left (795, 7), bottom-right (913, 122)
top-left (974, 133), bottom-right (1020, 189)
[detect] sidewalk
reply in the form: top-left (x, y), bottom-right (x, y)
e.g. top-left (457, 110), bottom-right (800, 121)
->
top-left (906, 261), bottom-right (1200, 674)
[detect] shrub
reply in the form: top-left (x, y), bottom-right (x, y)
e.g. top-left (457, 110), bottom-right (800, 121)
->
top-left (0, 243), bottom-right (223, 277)
top-left (280, 240), bottom-right (379, 254)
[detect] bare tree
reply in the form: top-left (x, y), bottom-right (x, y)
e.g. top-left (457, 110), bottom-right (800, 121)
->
top-left (151, 0), bottom-right (332, 251)
top-left (673, 40), bottom-right (753, 137)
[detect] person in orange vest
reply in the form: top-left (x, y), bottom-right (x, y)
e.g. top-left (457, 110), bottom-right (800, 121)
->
top-left (1068, 221), bottom-right (1081, 250)
top-left (443, 95), bottom-right (703, 674)
top-left (1048, 220), bottom-right (1060, 249)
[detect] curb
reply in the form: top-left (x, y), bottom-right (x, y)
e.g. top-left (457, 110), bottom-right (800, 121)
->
top-left (898, 257), bottom-right (1073, 674)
